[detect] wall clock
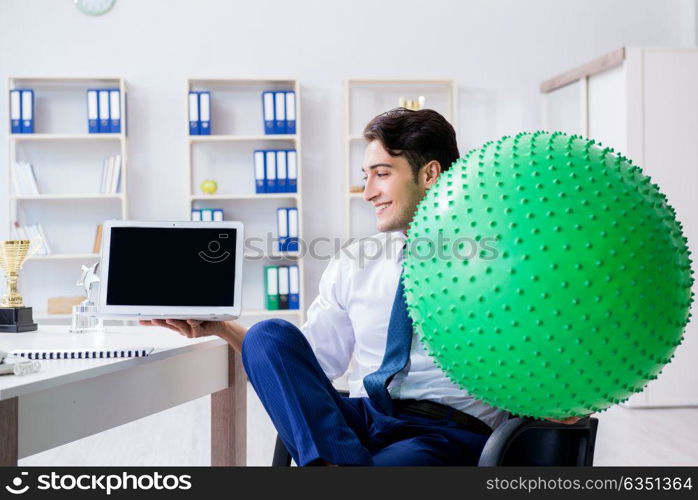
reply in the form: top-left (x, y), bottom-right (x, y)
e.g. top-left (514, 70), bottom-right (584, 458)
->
top-left (75, 0), bottom-right (116, 16)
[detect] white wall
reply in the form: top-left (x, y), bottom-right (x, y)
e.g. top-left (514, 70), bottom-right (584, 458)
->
top-left (1, 0), bottom-right (696, 294)
top-left (1, 0), bottom-right (696, 465)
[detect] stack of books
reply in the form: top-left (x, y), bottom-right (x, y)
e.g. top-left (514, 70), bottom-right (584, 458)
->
top-left (13, 222), bottom-right (51, 255)
top-left (262, 90), bottom-right (296, 134)
top-left (12, 162), bottom-right (40, 195)
top-left (264, 265), bottom-right (300, 310)
top-left (87, 89), bottom-right (122, 133)
top-left (99, 155), bottom-right (122, 194)
top-left (254, 149), bottom-right (298, 193)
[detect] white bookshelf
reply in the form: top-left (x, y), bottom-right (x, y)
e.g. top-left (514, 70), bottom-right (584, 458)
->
top-left (343, 79), bottom-right (457, 240)
top-left (186, 78), bottom-right (306, 324)
top-left (7, 76), bottom-right (128, 324)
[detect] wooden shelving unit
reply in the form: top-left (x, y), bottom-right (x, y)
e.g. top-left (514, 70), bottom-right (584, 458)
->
top-left (7, 76), bottom-right (128, 323)
top-left (186, 78), bottom-right (306, 324)
top-left (343, 78), bottom-right (457, 240)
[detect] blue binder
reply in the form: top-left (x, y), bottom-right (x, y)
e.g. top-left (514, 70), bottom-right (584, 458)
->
top-left (286, 150), bottom-right (297, 193)
top-left (262, 91), bottom-right (275, 135)
top-left (109, 89), bottom-right (121, 133)
top-left (98, 89), bottom-right (110, 133)
top-left (254, 150), bottom-right (266, 194)
top-left (86, 89), bottom-right (99, 133)
top-left (189, 91), bottom-right (200, 135)
top-left (285, 91), bottom-right (296, 135)
top-left (287, 207), bottom-right (299, 251)
top-left (199, 91), bottom-right (211, 135)
top-left (20, 89), bottom-right (34, 133)
top-left (274, 91), bottom-right (286, 134)
top-left (277, 208), bottom-right (289, 252)
top-left (265, 150), bottom-right (277, 193)
top-left (289, 265), bottom-right (300, 310)
top-left (276, 150), bottom-right (287, 193)
top-left (10, 90), bottom-right (22, 133)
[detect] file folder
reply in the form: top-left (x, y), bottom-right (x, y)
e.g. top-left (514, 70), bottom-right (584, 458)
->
top-left (278, 266), bottom-right (290, 310)
top-left (262, 91), bottom-right (275, 134)
top-left (265, 150), bottom-right (277, 193)
top-left (285, 91), bottom-right (296, 134)
top-left (277, 208), bottom-right (289, 252)
top-left (21, 90), bottom-right (34, 133)
top-left (274, 91), bottom-right (286, 134)
top-left (254, 150), bottom-right (266, 194)
top-left (265, 266), bottom-right (280, 310)
top-left (286, 150), bottom-right (297, 193)
top-left (10, 90), bottom-right (22, 134)
top-left (87, 89), bottom-right (99, 133)
top-left (287, 208), bottom-right (299, 251)
top-left (276, 150), bottom-right (287, 193)
top-left (191, 209), bottom-right (202, 221)
top-left (189, 91), bottom-right (200, 135)
top-left (109, 89), bottom-right (121, 133)
top-left (98, 90), bottom-right (110, 133)
top-left (213, 208), bottom-right (224, 221)
top-left (289, 265), bottom-right (300, 310)
top-left (111, 154), bottom-right (122, 193)
top-left (199, 91), bottom-right (211, 135)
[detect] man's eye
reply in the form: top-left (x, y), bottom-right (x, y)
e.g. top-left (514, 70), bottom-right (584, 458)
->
top-left (377, 173), bottom-right (388, 178)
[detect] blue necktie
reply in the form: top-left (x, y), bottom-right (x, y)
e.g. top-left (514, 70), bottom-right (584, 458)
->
top-left (363, 273), bottom-right (413, 415)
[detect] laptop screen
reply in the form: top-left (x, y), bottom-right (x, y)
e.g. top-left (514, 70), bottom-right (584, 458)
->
top-left (106, 227), bottom-right (237, 307)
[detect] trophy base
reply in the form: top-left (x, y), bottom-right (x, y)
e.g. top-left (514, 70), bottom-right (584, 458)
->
top-left (0, 306), bottom-right (38, 333)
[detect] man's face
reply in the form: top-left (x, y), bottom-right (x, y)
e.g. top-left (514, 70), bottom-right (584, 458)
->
top-left (361, 140), bottom-right (437, 233)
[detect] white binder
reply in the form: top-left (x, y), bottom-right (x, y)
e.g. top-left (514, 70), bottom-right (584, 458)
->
top-left (98, 90), bottom-right (110, 131)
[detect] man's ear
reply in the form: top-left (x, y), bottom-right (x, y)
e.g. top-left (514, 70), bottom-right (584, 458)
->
top-left (420, 160), bottom-right (442, 189)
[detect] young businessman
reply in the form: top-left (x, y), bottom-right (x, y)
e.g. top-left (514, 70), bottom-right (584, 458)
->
top-left (143, 108), bottom-right (580, 466)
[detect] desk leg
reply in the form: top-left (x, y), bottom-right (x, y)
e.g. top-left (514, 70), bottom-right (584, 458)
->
top-left (0, 397), bottom-right (18, 466)
top-left (211, 346), bottom-right (247, 466)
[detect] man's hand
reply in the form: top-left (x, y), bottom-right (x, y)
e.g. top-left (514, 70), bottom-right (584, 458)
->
top-left (139, 319), bottom-right (225, 339)
top-left (544, 416), bottom-right (588, 425)
top-left (140, 319), bottom-right (248, 353)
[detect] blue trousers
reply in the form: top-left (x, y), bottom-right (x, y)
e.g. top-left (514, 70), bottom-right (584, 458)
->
top-left (241, 319), bottom-right (490, 466)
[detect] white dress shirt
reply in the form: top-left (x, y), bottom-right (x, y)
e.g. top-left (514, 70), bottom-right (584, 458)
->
top-left (300, 231), bottom-right (510, 430)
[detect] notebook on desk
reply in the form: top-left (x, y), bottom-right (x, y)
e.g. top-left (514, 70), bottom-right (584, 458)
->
top-left (9, 347), bottom-right (154, 360)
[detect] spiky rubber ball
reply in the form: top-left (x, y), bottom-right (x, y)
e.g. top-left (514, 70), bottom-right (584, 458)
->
top-left (403, 131), bottom-right (694, 419)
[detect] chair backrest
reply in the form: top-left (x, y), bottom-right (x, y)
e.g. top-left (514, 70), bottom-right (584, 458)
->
top-left (480, 417), bottom-right (599, 466)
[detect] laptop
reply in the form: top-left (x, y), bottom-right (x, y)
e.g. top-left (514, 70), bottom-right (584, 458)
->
top-left (98, 220), bottom-right (244, 320)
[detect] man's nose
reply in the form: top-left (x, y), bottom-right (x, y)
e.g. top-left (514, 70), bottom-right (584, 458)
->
top-left (363, 177), bottom-right (378, 202)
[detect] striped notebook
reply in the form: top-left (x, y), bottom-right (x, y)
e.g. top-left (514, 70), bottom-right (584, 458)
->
top-left (10, 347), bottom-right (154, 360)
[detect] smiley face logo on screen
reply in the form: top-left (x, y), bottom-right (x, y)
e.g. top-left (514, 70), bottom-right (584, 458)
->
top-left (198, 234), bottom-right (231, 264)
top-left (5, 472), bottom-right (29, 495)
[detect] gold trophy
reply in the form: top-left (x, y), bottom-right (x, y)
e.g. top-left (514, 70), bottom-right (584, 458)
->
top-left (0, 239), bottom-right (40, 332)
top-left (398, 96), bottom-right (426, 111)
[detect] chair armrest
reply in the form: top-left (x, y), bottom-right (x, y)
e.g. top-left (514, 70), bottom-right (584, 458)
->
top-left (478, 417), bottom-right (528, 466)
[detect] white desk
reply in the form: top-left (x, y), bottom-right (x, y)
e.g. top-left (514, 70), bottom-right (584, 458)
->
top-left (0, 325), bottom-right (246, 466)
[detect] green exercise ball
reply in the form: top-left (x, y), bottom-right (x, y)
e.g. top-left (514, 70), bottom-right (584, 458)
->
top-left (403, 131), bottom-right (694, 419)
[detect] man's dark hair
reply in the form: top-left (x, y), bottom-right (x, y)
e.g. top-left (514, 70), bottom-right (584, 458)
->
top-left (363, 107), bottom-right (460, 179)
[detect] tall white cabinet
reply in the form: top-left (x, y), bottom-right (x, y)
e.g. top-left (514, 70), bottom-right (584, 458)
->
top-left (541, 47), bottom-right (698, 407)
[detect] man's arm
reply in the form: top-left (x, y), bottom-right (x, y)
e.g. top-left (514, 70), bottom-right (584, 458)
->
top-left (140, 319), bottom-right (248, 353)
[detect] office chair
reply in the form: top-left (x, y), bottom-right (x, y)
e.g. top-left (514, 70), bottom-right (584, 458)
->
top-left (271, 395), bottom-right (599, 466)
top-left (477, 416), bottom-right (598, 466)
